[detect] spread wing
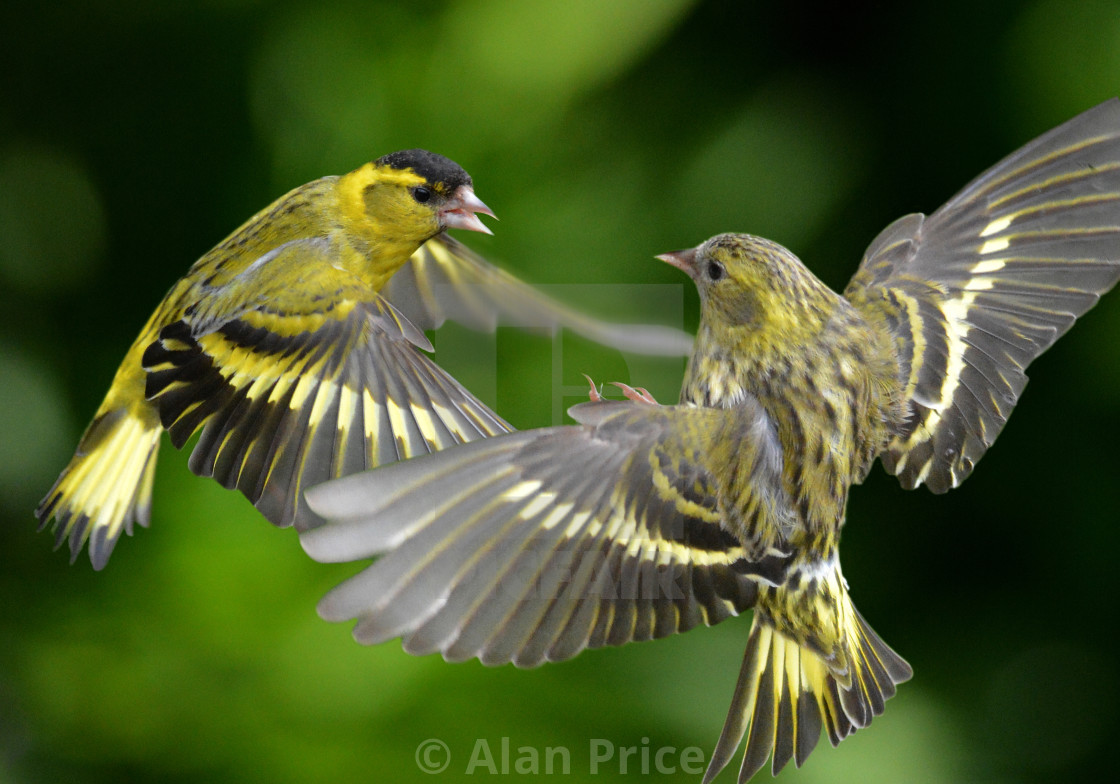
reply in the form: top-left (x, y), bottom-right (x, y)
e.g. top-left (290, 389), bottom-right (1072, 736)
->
top-left (845, 98), bottom-right (1120, 492)
top-left (300, 399), bottom-right (792, 668)
top-left (386, 234), bottom-right (695, 355)
top-left (142, 238), bottom-right (512, 531)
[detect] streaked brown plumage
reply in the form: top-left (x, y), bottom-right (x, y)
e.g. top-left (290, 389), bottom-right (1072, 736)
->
top-left (301, 100), bottom-right (1120, 779)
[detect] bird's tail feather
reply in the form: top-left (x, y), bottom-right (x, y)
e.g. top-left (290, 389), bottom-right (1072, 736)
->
top-left (35, 405), bottom-right (161, 570)
top-left (703, 590), bottom-right (911, 782)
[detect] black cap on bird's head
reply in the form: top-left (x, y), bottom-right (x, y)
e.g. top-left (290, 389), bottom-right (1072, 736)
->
top-left (375, 148), bottom-right (495, 235)
top-left (376, 149), bottom-right (473, 191)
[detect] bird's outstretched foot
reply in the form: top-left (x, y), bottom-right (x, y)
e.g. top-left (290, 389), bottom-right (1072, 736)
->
top-left (582, 374), bottom-right (661, 405)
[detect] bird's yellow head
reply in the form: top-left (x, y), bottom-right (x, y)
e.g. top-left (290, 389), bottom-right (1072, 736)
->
top-left (659, 233), bottom-right (835, 336)
top-left (338, 149), bottom-right (495, 248)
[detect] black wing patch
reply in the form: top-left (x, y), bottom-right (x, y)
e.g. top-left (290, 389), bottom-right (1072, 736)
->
top-left (143, 295), bottom-right (511, 531)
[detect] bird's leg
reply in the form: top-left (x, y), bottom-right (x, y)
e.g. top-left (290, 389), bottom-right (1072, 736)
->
top-left (609, 382), bottom-right (660, 405)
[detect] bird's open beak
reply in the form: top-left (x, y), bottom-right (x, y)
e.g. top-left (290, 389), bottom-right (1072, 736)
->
top-left (656, 247), bottom-right (699, 279)
top-left (440, 185), bottom-right (496, 235)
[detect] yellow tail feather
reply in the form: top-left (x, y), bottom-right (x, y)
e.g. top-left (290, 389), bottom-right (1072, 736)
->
top-left (704, 586), bottom-right (911, 782)
top-left (36, 405), bottom-right (161, 570)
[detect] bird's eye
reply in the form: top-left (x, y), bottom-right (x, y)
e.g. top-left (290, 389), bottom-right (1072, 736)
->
top-left (411, 186), bottom-right (433, 204)
top-left (706, 260), bottom-right (725, 281)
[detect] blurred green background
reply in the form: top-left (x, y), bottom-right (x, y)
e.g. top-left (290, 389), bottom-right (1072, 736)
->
top-left (3, 0), bottom-right (1120, 782)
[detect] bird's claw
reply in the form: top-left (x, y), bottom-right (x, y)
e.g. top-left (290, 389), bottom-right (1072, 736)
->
top-left (582, 373), bottom-right (604, 403)
top-left (582, 374), bottom-right (661, 405)
top-left (609, 382), bottom-right (660, 405)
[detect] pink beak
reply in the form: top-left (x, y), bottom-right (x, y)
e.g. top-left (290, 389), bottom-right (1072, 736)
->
top-left (439, 185), bottom-right (496, 235)
top-left (656, 247), bottom-right (699, 279)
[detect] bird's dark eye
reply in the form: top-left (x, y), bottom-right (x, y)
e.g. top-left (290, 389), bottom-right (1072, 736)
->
top-left (411, 186), bottom-right (433, 204)
top-left (706, 260), bottom-right (725, 281)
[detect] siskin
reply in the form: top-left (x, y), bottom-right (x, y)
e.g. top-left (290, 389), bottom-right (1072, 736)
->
top-left (300, 99), bottom-right (1120, 781)
top-left (37, 149), bottom-right (692, 570)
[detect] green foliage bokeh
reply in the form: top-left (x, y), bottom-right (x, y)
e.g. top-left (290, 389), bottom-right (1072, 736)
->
top-left (3, 1), bottom-right (1120, 782)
